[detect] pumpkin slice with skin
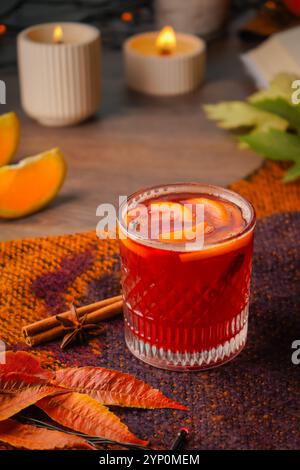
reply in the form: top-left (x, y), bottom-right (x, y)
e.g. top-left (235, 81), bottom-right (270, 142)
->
top-left (0, 112), bottom-right (20, 166)
top-left (0, 148), bottom-right (67, 219)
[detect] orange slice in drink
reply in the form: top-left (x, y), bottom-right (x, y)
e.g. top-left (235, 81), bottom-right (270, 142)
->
top-left (150, 202), bottom-right (192, 241)
top-left (150, 201), bottom-right (207, 242)
top-left (186, 197), bottom-right (228, 228)
top-left (123, 200), bottom-right (214, 250)
top-left (125, 201), bottom-right (202, 243)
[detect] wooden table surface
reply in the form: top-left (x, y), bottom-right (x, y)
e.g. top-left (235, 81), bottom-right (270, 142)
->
top-left (0, 32), bottom-right (262, 241)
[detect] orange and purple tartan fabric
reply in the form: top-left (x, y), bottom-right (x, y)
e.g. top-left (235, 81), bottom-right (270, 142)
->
top-left (0, 162), bottom-right (299, 449)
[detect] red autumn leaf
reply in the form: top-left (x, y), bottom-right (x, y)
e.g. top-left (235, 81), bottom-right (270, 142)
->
top-left (0, 351), bottom-right (53, 392)
top-left (53, 367), bottom-right (186, 410)
top-left (0, 385), bottom-right (60, 421)
top-left (0, 419), bottom-right (93, 450)
top-left (37, 392), bottom-right (148, 446)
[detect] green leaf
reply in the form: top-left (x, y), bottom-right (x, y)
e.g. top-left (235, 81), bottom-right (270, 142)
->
top-left (249, 73), bottom-right (300, 132)
top-left (204, 73), bottom-right (300, 178)
top-left (240, 129), bottom-right (300, 182)
top-left (284, 162), bottom-right (300, 183)
top-left (204, 101), bottom-right (288, 133)
top-left (253, 98), bottom-right (300, 133)
top-left (249, 73), bottom-right (299, 104)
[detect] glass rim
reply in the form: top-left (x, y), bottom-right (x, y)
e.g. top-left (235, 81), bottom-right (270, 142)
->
top-left (118, 182), bottom-right (256, 253)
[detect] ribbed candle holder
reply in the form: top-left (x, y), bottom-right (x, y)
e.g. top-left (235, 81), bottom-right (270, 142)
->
top-left (17, 22), bottom-right (101, 127)
top-left (124, 32), bottom-right (205, 96)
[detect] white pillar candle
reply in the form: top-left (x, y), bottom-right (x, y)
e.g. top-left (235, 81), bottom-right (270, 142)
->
top-left (155, 0), bottom-right (230, 36)
top-left (17, 22), bottom-right (101, 127)
top-left (124, 27), bottom-right (206, 96)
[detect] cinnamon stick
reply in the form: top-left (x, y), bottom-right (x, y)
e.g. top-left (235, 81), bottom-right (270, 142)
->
top-left (23, 300), bottom-right (123, 347)
top-left (22, 294), bottom-right (122, 337)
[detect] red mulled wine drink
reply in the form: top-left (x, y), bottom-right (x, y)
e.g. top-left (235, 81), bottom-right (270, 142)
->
top-left (118, 183), bottom-right (256, 371)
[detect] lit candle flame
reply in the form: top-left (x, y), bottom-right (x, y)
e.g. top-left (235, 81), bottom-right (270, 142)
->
top-left (156, 26), bottom-right (176, 55)
top-left (53, 25), bottom-right (63, 44)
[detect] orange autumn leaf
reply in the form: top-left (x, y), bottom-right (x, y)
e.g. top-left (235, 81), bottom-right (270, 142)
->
top-left (53, 366), bottom-right (186, 410)
top-left (0, 419), bottom-right (93, 450)
top-left (0, 385), bottom-right (61, 421)
top-left (0, 351), bottom-right (53, 392)
top-left (37, 392), bottom-right (148, 446)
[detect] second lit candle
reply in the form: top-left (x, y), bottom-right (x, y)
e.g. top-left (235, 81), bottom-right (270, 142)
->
top-left (123, 26), bottom-right (206, 96)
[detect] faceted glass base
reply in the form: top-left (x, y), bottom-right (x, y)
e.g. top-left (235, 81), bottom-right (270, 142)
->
top-left (124, 306), bottom-right (249, 371)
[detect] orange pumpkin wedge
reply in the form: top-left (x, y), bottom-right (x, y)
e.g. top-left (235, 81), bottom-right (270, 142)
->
top-left (0, 112), bottom-right (20, 166)
top-left (0, 148), bottom-right (67, 219)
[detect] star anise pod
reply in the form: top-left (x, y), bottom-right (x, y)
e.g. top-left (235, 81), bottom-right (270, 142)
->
top-left (56, 303), bottom-right (107, 350)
